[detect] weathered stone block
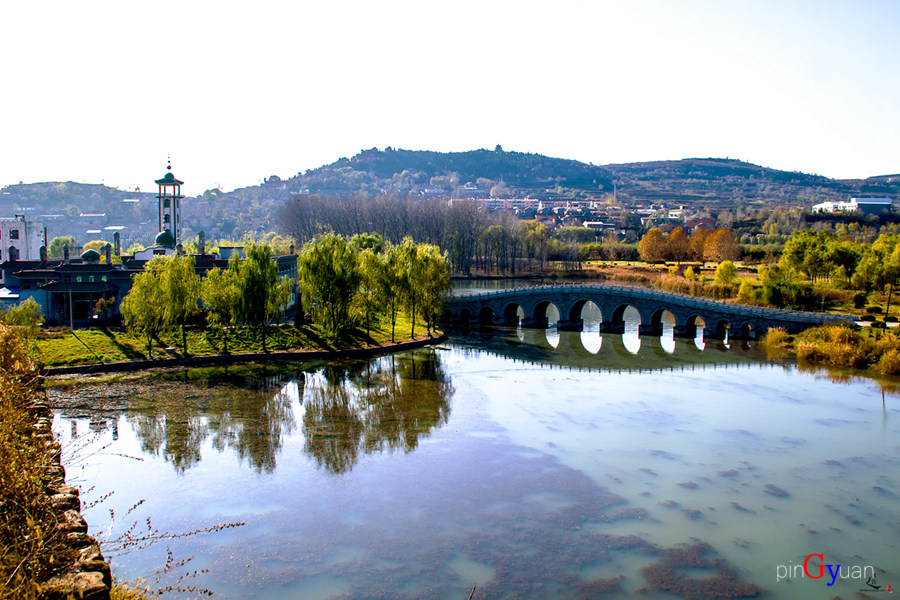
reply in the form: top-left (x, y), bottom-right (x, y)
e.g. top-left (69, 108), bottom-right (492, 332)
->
top-left (39, 571), bottom-right (109, 600)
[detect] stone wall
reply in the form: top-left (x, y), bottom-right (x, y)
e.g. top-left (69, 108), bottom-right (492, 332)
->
top-left (30, 385), bottom-right (111, 600)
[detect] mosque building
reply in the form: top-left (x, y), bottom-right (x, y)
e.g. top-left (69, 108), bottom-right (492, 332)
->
top-left (0, 164), bottom-right (296, 325)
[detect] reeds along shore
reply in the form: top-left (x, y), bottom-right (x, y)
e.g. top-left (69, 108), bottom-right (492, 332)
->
top-left (763, 324), bottom-right (900, 375)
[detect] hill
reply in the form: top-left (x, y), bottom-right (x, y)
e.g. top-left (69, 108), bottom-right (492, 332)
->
top-left (3, 150), bottom-right (899, 245)
top-left (604, 158), bottom-right (900, 207)
top-left (268, 150), bottom-right (900, 208)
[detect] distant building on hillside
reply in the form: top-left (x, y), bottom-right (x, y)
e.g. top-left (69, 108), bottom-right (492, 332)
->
top-left (0, 215), bottom-right (47, 287)
top-left (812, 197), bottom-right (893, 216)
top-left (0, 215), bottom-right (46, 263)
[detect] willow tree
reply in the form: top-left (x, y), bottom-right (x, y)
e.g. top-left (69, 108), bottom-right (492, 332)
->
top-left (201, 261), bottom-right (240, 353)
top-left (397, 237), bottom-right (450, 338)
top-left (297, 233), bottom-right (361, 339)
top-left (235, 243), bottom-right (280, 352)
top-left (162, 254), bottom-right (202, 356)
top-left (121, 257), bottom-right (167, 358)
top-left (416, 243), bottom-right (451, 335)
top-left (374, 242), bottom-right (403, 342)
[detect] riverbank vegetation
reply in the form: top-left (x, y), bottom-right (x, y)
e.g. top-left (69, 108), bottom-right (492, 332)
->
top-left (0, 323), bottom-right (73, 599)
top-left (762, 324), bottom-right (900, 376)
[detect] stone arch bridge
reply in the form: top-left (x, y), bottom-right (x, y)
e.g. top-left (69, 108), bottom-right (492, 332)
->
top-left (442, 284), bottom-right (855, 340)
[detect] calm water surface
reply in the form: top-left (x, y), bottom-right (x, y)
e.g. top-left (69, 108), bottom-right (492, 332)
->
top-left (52, 326), bottom-right (899, 600)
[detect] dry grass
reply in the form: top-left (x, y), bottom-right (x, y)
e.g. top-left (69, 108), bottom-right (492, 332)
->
top-left (771, 324), bottom-right (900, 375)
top-left (0, 324), bottom-right (74, 599)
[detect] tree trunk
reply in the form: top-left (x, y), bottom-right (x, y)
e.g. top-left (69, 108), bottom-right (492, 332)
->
top-left (886, 283), bottom-right (894, 318)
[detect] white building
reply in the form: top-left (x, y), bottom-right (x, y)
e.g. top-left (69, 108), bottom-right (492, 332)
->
top-left (0, 215), bottom-right (46, 262)
top-left (812, 197), bottom-right (893, 216)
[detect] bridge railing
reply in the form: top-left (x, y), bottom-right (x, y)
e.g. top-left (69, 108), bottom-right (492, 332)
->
top-left (447, 282), bottom-right (855, 324)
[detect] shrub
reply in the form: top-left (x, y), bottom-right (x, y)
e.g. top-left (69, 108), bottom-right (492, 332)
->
top-left (858, 314), bottom-right (875, 322)
top-left (762, 327), bottom-right (791, 350)
top-left (885, 316), bottom-right (898, 323)
top-left (853, 293), bottom-right (867, 309)
top-left (796, 341), bottom-right (827, 363)
top-left (714, 260), bottom-right (737, 284)
top-left (866, 306), bottom-right (882, 314)
top-left (876, 349), bottom-right (900, 375)
top-left (737, 280), bottom-right (757, 303)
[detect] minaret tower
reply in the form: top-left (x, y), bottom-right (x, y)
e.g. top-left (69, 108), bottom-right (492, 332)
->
top-left (154, 159), bottom-right (183, 249)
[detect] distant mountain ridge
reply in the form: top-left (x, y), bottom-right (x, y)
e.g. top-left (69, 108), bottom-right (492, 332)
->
top-left (278, 149), bottom-right (899, 207)
top-left (2, 149), bottom-right (898, 244)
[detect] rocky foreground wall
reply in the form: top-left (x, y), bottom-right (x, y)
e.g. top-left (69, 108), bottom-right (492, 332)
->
top-left (30, 385), bottom-right (111, 600)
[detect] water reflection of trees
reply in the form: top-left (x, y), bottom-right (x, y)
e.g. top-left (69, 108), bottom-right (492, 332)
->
top-left (303, 349), bottom-right (453, 475)
top-left (127, 373), bottom-right (300, 474)
top-left (207, 385), bottom-right (297, 474)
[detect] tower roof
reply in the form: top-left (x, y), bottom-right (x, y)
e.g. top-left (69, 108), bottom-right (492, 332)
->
top-left (155, 171), bottom-right (183, 186)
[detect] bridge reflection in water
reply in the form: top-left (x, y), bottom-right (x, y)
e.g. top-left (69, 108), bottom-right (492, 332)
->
top-left (447, 323), bottom-right (769, 374)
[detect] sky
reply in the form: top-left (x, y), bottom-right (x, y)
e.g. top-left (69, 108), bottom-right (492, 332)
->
top-left (2, 0), bottom-right (899, 196)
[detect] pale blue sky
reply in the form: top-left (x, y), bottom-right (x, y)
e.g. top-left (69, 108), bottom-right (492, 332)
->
top-left (1, 0), bottom-right (898, 195)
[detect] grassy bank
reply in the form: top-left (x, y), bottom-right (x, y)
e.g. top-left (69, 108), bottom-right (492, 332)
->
top-left (0, 324), bottom-right (74, 599)
top-left (762, 324), bottom-right (900, 376)
top-left (34, 315), bottom-right (434, 368)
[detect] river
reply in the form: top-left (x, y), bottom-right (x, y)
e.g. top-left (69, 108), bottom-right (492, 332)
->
top-left (50, 323), bottom-right (898, 599)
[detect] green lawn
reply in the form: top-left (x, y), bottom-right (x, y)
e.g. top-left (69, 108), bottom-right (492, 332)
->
top-left (35, 315), bottom-right (435, 368)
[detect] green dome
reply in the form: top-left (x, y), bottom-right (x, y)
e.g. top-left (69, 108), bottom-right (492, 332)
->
top-left (81, 249), bottom-right (101, 262)
top-left (155, 230), bottom-right (175, 249)
top-left (155, 171), bottom-right (183, 186)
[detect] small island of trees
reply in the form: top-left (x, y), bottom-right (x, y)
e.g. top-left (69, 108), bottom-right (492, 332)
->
top-left (111, 234), bottom-right (450, 361)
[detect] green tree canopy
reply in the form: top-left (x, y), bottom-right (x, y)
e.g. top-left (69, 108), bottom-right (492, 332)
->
top-left (48, 236), bottom-right (76, 258)
top-left (298, 233), bottom-right (361, 339)
top-left (714, 260), bottom-right (737, 284)
top-left (202, 263), bottom-right (241, 353)
top-left (159, 254), bottom-right (201, 355)
top-left (235, 243), bottom-right (282, 352)
top-left (121, 257), bottom-right (167, 358)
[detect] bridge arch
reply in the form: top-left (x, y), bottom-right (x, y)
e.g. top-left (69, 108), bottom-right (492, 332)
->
top-left (567, 298), bottom-right (603, 323)
top-left (460, 308), bottom-right (473, 325)
top-left (479, 306), bottom-right (495, 326)
top-left (609, 303), bottom-right (642, 331)
top-left (503, 302), bottom-right (524, 326)
top-left (532, 300), bottom-right (560, 327)
top-left (711, 319), bottom-right (731, 340)
top-left (736, 322), bottom-right (753, 340)
top-left (650, 308), bottom-right (676, 329)
top-left (685, 315), bottom-right (706, 339)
